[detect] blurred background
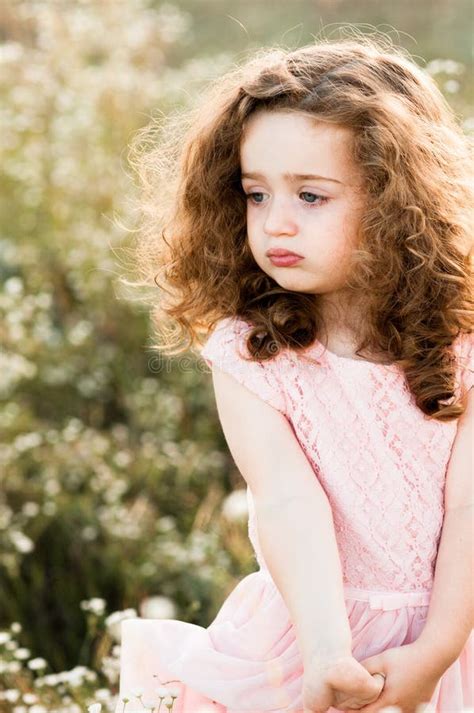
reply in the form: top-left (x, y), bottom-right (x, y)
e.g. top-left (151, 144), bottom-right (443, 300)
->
top-left (0, 1), bottom-right (472, 711)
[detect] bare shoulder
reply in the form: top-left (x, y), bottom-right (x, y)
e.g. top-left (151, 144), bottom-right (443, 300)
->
top-left (210, 365), bottom-right (328, 509)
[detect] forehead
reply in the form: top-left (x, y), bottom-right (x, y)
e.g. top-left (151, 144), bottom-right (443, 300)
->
top-left (240, 110), bottom-right (355, 178)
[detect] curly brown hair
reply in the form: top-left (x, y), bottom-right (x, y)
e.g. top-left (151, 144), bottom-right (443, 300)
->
top-left (124, 32), bottom-right (473, 421)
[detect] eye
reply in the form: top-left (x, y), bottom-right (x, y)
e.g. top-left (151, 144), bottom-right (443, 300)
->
top-left (245, 191), bottom-right (266, 204)
top-left (244, 191), bottom-right (329, 206)
top-left (299, 191), bottom-right (329, 205)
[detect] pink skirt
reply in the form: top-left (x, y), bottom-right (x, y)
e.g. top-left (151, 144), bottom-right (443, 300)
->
top-left (114, 570), bottom-right (474, 712)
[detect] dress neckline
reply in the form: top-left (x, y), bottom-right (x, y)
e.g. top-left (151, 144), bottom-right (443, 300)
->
top-left (305, 338), bottom-right (397, 368)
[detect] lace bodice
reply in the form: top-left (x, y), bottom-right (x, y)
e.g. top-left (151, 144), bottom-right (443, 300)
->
top-left (200, 318), bottom-right (473, 593)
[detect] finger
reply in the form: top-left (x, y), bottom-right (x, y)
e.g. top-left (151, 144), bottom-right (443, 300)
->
top-left (354, 699), bottom-right (386, 713)
top-left (371, 672), bottom-right (385, 689)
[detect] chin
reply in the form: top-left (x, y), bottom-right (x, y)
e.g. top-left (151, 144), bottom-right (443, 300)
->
top-left (270, 271), bottom-right (317, 292)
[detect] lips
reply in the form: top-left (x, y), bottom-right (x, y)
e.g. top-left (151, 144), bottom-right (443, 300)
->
top-left (266, 248), bottom-right (304, 258)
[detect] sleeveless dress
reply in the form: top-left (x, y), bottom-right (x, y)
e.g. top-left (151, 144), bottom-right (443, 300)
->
top-left (115, 317), bottom-right (474, 713)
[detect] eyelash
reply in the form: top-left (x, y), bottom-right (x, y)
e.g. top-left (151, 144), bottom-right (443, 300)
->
top-left (244, 191), bottom-right (330, 207)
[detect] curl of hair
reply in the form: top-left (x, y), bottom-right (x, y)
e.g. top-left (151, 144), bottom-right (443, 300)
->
top-left (123, 31), bottom-right (473, 422)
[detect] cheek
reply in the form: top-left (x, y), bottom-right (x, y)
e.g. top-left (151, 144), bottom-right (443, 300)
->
top-left (246, 227), bottom-right (261, 254)
top-left (246, 210), bottom-right (260, 234)
top-left (318, 209), bottom-right (359, 259)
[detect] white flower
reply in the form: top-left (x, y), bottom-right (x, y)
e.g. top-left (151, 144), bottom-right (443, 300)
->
top-left (22, 501), bottom-right (40, 518)
top-left (80, 597), bottom-right (106, 615)
top-left (4, 277), bottom-right (24, 295)
top-left (105, 608), bottom-right (137, 642)
top-left (10, 622), bottom-right (22, 633)
top-left (43, 673), bottom-right (61, 686)
top-left (221, 489), bottom-right (248, 521)
top-left (14, 647), bottom-right (31, 660)
top-left (13, 432), bottom-right (43, 452)
top-left (5, 690), bottom-right (20, 702)
top-left (139, 595), bottom-right (177, 620)
top-left (27, 657), bottom-right (48, 670)
top-left (87, 704), bottom-right (102, 713)
top-left (7, 661), bottom-right (21, 672)
top-left (444, 79), bottom-right (460, 94)
top-left (0, 631), bottom-right (12, 644)
top-left (157, 515), bottom-right (175, 532)
top-left (29, 707), bottom-right (48, 713)
top-left (426, 58), bottom-right (464, 76)
top-left (9, 530), bottom-right (35, 553)
top-left (67, 319), bottom-right (93, 345)
top-left (94, 688), bottom-right (111, 701)
top-left (22, 693), bottom-right (38, 704)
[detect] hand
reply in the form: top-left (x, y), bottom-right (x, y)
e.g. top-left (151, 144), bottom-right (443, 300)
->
top-left (302, 652), bottom-right (385, 712)
top-left (355, 641), bottom-right (443, 713)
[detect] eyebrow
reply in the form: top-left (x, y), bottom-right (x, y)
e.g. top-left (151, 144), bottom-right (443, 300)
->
top-left (240, 171), bottom-right (343, 185)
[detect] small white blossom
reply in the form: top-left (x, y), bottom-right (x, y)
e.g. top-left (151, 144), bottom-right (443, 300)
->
top-left (14, 647), bottom-right (31, 660)
top-left (157, 516), bottom-right (175, 532)
top-left (0, 631), bottom-right (12, 644)
top-left (94, 688), bottom-right (111, 701)
top-left (22, 501), bottom-right (40, 518)
top-left (168, 685), bottom-right (181, 697)
top-left (105, 608), bottom-right (137, 642)
top-left (13, 432), bottom-right (43, 452)
top-left (9, 530), bottom-right (35, 553)
top-left (80, 597), bottom-right (106, 615)
top-left (444, 79), bottom-right (460, 94)
top-left (43, 673), bottom-right (61, 686)
top-left (87, 704), bottom-right (102, 713)
top-left (22, 693), bottom-right (38, 704)
top-left (7, 661), bottom-right (21, 673)
top-left (5, 690), bottom-right (21, 702)
top-left (27, 657), bottom-right (48, 670)
top-left (139, 595), bottom-right (177, 620)
top-left (221, 489), bottom-right (248, 521)
top-left (4, 277), bottom-right (24, 295)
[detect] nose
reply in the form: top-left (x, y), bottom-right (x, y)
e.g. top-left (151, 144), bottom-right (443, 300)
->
top-left (263, 196), bottom-right (298, 237)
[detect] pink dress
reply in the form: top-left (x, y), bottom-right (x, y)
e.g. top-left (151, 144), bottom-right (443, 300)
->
top-left (115, 317), bottom-right (474, 713)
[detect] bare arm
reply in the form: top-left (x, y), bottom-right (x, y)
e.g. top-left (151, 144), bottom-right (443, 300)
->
top-left (415, 387), bottom-right (474, 672)
top-left (211, 365), bottom-right (352, 664)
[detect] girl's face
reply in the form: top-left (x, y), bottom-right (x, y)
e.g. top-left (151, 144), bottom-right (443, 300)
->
top-left (240, 110), bottom-right (366, 298)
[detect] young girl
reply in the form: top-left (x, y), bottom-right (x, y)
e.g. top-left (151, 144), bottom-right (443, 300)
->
top-left (115, 35), bottom-right (473, 713)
